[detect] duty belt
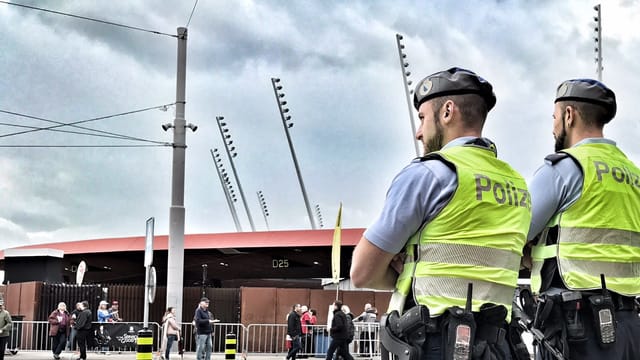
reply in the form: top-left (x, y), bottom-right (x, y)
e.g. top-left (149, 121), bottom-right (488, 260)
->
top-left (539, 288), bottom-right (638, 312)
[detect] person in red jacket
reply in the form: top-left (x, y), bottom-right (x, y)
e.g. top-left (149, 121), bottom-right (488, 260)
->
top-left (300, 306), bottom-right (317, 355)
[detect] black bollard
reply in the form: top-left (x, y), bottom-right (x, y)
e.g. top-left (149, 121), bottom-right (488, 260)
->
top-left (136, 328), bottom-right (153, 360)
top-left (225, 332), bottom-right (237, 360)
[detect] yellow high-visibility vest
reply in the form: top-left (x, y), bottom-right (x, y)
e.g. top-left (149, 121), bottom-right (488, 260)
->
top-left (388, 144), bottom-right (531, 318)
top-left (531, 143), bottom-right (640, 296)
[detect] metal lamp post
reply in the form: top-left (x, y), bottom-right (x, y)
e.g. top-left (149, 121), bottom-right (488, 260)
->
top-left (210, 148), bottom-right (242, 232)
top-left (257, 190), bottom-right (270, 231)
top-left (593, 4), bottom-right (603, 81)
top-left (395, 34), bottom-right (421, 157)
top-left (201, 263), bottom-right (208, 299)
top-left (215, 116), bottom-right (255, 231)
top-left (270, 77), bottom-right (317, 230)
top-left (314, 204), bottom-right (324, 228)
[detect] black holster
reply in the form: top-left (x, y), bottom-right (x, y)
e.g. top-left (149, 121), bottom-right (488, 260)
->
top-left (471, 304), bottom-right (511, 360)
top-left (507, 322), bottom-right (530, 360)
top-left (380, 306), bottom-right (430, 360)
top-left (534, 293), bottom-right (570, 359)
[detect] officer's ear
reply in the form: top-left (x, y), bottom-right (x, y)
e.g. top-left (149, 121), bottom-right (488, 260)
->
top-left (564, 105), bottom-right (574, 128)
top-left (442, 100), bottom-right (454, 124)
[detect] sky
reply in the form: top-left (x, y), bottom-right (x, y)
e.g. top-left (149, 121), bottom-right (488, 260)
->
top-left (1, 0), bottom-right (639, 251)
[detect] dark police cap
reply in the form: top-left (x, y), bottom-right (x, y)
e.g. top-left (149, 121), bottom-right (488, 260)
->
top-left (413, 67), bottom-right (496, 111)
top-left (555, 79), bottom-right (616, 120)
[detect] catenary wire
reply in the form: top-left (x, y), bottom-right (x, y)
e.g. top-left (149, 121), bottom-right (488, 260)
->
top-left (186, 0), bottom-right (199, 28)
top-left (0, 121), bottom-right (144, 140)
top-left (0, 103), bottom-right (178, 139)
top-left (0, 108), bottom-right (171, 144)
top-left (0, 1), bottom-right (178, 38)
top-left (0, 144), bottom-right (169, 148)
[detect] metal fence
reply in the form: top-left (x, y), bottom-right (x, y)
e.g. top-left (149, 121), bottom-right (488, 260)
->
top-left (243, 322), bottom-right (380, 357)
top-left (5, 320), bottom-right (380, 357)
top-left (5, 321), bottom-right (161, 354)
top-left (179, 322), bottom-right (245, 353)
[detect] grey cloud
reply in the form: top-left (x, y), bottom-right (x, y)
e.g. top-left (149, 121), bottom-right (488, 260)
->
top-left (7, 211), bottom-right (68, 232)
top-left (2, 0), bottom-right (640, 251)
top-left (0, 218), bottom-right (29, 247)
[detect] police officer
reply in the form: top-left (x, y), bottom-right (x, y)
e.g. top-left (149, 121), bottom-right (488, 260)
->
top-left (527, 79), bottom-right (640, 359)
top-left (350, 67), bottom-right (532, 359)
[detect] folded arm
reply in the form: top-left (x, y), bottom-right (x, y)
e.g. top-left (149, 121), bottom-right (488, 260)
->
top-left (350, 236), bottom-right (402, 290)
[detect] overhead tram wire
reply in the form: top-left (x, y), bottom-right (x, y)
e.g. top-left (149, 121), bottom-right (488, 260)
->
top-left (186, 0), bottom-right (199, 28)
top-left (0, 1), bottom-right (178, 38)
top-left (0, 108), bottom-right (171, 145)
top-left (0, 103), bottom-right (177, 139)
top-left (0, 121), bottom-right (154, 141)
top-left (0, 144), bottom-right (168, 148)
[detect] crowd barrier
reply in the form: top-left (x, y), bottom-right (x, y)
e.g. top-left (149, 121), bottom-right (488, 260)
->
top-left (4, 320), bottom-right (380, 357)
top-left (243, 323), bottom-right (380, 357)
top-left (5, 321), bottom-right (161, 355)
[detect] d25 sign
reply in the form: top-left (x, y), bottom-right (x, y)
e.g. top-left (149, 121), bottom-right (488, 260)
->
top-left (272, 259), bottom-right (289, 268)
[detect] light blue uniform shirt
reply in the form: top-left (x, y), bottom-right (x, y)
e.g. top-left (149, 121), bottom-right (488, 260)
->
top-left (365, 136), bottom-right (492, 254)
top-left (527, 138), bottom-right (617, 240)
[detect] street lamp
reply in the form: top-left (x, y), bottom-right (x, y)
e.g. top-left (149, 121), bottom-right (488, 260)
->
top-left (215, 116), bottom-right (256, 231)
top-left (201, 263), bottom-right (208, 299)
top-left (210, 148), bottom-right (242, 232)
top-left (270, 77), bottom-right (317, 230)
top-left (314, 204), bottom-right (324, 228)
top-left (257, 190), bottom-right (270, 231)
top-left (395, 34), bottom-right (421, 157)
top-left (593, 4), bottom-right (603, 81)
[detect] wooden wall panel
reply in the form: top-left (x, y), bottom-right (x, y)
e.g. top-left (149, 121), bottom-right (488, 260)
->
top-left (309, 289), bottom-right (338, 326)
top-left (240, 287), bottom-right (276, 325)
top-left (275, 288), bottom-right (309, 324)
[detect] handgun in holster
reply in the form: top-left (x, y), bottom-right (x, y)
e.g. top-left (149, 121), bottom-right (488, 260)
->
top-left (559, 290), bottom-right (585, 341)
top-left (444, 283), bottom-right (476, 360)
top-left (380, 305), bottom-right (430, 360)
top-left (588, 274), bottom-right (616, 347)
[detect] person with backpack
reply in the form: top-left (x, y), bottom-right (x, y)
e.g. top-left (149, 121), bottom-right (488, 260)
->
top-left (326, 301), bottom-right (353, 360)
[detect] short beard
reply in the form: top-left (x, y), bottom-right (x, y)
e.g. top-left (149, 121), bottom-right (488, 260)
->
top-left (554, 110), bottom-right (568, 152)
top-left (554, 129), bottom-right (567, 152)
top-left (423, 118), bottom-right (444, 155)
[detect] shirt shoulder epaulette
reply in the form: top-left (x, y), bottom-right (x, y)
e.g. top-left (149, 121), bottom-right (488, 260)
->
top-left (544, 151), bottom-right (583, 174)
top-left (544, 152), bottom-right (571, 165)
top-left (419, 153), bottom-right (456, 172)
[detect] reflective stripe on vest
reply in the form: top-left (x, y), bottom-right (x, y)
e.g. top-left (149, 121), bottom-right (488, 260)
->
top-left (530, 144), bottom-right (640, 296)
top-left (388, 144), bottom-right (531, 317)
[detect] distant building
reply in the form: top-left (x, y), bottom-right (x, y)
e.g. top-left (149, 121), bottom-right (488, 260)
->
top-left (0, 228), bottom-right (364, 288)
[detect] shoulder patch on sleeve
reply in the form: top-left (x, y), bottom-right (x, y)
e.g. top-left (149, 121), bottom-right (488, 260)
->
top-left (419, 152), bottom-right (456, 172)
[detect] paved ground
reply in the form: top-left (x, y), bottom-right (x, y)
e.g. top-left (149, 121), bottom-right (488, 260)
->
top-left (4, 351), bottom-right (310, 360)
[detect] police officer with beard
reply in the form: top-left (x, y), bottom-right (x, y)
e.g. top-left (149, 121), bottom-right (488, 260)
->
top-left (351, 67), bottom-right (532, 359)
top-left (526, 79), bottom-right (640, 359)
